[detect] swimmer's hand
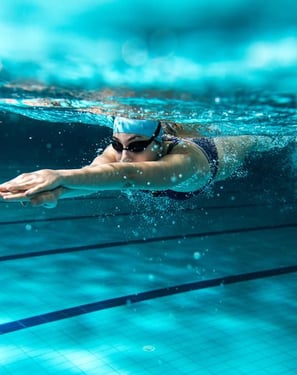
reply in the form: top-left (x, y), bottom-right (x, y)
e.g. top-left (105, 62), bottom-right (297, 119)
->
top-left (0, 169), bottom-right (62, 201)
top-left (0, 186), bottom-right (64, 209)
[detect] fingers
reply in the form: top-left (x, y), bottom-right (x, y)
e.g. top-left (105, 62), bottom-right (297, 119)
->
top-left (0, 185), bottom-right (9, 192)
top-left (1, 184), bottom-right (49, 198)
top-left (1, 182), bottom-right (49, 199)
top-left (0, 191), bottom-right (30, 201)
top-left (1, 191), bottom-right (58, 209)
top-left (26, 184), bottom-right (49, 196)
top-left (1, 173), bottom-right (61, 208)
top-left (0, 183), bottom-right (17, 192)
top-left (0, 175), bottom-right (35, 193)
top-left (1, 170), bottom-right (61, 197)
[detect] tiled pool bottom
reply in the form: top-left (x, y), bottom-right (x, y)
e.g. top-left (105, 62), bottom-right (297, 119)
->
top-left (1, 273), bottom-right (297, 375)
top-left (0, 173), bottom-right (296, 375)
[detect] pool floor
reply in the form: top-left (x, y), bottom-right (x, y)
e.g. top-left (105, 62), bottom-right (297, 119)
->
top-left (1, 274), bottom-right (297, 375)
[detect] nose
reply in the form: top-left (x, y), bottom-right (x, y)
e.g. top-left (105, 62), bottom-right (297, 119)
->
top-left (120, 150), bottom-right (133, 163)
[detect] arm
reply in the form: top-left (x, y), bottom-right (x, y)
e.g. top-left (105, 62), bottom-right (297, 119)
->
top-left (58, 154), bottom-right (196, 191)
top-left (32, 140), bottom-right (210, 194)
top-left (0, 146), bottom-right (116, 202)
top-left (0, 142), bottom-right (210, 201)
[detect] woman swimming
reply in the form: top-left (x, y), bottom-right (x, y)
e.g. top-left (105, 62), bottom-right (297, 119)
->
top-left (0, 116), bottom-right (279, 208)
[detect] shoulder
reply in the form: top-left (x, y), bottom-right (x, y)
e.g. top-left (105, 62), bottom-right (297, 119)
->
top-left (160, 138), bottom-right (211, 170)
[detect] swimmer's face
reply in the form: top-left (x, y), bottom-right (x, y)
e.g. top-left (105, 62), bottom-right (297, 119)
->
top-left (112, 133), bottom-right (162, 162)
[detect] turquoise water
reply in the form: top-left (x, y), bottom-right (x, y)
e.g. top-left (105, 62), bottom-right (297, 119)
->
top-left (1, 1), bottom-right (297, 374)
top-left (1, 0), bottom-right (297, 91)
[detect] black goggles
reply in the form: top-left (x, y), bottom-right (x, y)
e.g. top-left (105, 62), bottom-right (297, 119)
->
top-left (112, 122), bottom-right (161, 153)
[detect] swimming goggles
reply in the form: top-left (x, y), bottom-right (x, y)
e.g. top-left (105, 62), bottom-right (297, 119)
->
top-left (112, 122), bottom-right (161, 153)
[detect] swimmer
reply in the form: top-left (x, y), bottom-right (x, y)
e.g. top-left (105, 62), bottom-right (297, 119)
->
top-left (0, 116), bottom-right (285, 208)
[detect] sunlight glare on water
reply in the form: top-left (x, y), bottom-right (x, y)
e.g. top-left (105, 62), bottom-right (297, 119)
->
top-left (0, 0), bottom-right (297, 89)
top-left (0, 0), bottom-right (296, 136)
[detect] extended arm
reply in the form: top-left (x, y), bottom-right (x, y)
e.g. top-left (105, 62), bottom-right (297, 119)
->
top-left (0, 142), bottom-right (210, 204)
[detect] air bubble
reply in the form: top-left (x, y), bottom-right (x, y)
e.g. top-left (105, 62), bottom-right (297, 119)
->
top-left (193, 252), bottom-right (201, 260)
top-left (143, 345), bottom-right (156, 352)
top-left (170, 176), bottom-right (177, 183)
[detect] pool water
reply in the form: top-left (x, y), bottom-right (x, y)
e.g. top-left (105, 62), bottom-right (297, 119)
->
top-left (0, 99), bottom-right (297, 374)
top-left (1, 0), bottom-right (297, 373)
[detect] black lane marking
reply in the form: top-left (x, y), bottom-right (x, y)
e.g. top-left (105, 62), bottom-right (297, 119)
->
top-left (0, 222), bottom-right (297, 262)
top-left (1, 264), bottom-right (297, 335)
top-left (0, 201), bottom-right (296, 226)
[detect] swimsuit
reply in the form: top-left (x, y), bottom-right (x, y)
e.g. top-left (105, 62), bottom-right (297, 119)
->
top-left (152, 137), bottom-right (219, 200)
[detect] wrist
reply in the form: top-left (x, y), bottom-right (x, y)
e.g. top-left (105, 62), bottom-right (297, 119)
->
top-left (57, 169), bottom-right (76, 186)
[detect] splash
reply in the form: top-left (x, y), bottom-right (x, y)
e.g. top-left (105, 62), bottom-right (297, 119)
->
top-left (123, 190), bottom-right (181, 235)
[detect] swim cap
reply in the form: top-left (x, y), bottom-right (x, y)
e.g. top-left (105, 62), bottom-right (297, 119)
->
top-left (113, 116), bottom-right (163, 142)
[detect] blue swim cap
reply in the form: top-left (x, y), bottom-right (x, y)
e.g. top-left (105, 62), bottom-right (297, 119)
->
top-left (113, 116), bottom-right (163, 142)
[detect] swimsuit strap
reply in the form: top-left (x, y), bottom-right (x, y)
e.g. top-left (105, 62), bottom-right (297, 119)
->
top-left (152, 137), bottom-right (219, 200)
top-left (164, 136), bottom-right (180, 154)
top-left (192, 137), bottom-right (219, 182)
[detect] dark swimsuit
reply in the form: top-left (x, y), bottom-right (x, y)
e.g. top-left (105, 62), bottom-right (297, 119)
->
top-left (152, 137), bottom-right (219, 200)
